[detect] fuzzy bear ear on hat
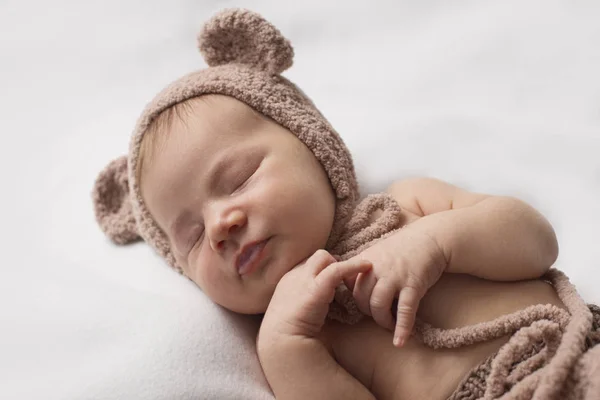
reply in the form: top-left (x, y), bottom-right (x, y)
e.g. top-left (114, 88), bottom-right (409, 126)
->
top-left (92, 155), bottom-right (141, 245)
top-left (198, 8), bottom-right (294, 75)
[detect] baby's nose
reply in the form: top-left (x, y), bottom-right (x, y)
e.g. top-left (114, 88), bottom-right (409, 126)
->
top-left (208, 209), bottom-right (246, 251)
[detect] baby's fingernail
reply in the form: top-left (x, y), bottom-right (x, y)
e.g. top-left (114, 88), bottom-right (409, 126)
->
top-left (393, 335), bottom-right (404, 347)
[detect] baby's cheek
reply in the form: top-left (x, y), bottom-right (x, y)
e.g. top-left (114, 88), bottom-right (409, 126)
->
top-left (254, 173), bottom-right (284, 202)
top-left (191, 257), bottom-right (215, 292)
top-left (192, 256), bottom-right (238, 304)
top-left (193, 266), bottom-right (227, 306)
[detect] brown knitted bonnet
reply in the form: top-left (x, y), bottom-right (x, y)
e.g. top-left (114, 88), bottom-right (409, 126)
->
top-left (94, 8), bottom-right (356, 271)
top-left (92, 8), bottom-right (402, 278)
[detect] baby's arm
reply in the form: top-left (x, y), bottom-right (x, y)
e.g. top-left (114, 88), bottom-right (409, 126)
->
top-left (258, 335), bottom-right (374, 400)
top-left (387, 177), bottom-right (559, 281)
top-left (346, 177), bottom-right (558, 346)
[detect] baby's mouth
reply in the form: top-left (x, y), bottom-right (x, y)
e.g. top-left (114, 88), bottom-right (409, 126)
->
top-left (236, 239), bottom-right (269, 276)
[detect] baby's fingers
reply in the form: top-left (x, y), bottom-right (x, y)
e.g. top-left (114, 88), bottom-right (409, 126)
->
top-left (315, 258), bottom-right (372, 293)
top-left (352, 270), bottom-right (377, 317)
top-left (369, 280), bottom-right (396, 331)
top-left (393, 286), bottom-right (421, 347)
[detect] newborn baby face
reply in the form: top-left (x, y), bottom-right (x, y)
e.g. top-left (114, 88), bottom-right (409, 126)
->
top-left (141, 95), bottom-right (335, 313)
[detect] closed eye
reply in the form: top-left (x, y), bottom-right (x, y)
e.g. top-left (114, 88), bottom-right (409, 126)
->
top-left (232, 173), bottom-right (253, 194)
top-left (231, 160), bottom-right (262, 194)
top-left (186, 225), bottom-right (205, 255)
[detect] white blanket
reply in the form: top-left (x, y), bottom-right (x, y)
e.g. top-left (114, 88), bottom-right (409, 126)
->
top-left (1, 1), bottom-right (599, 398)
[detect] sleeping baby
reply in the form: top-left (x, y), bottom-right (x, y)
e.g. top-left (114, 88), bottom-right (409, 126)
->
top-left (93, 9), bottom-right (600, 400)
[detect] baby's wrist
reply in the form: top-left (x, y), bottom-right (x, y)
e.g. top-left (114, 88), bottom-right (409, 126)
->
top-left (408, 212), bottom-right (456, 272)
top-left (398, 217), bottom-right (452, 274)
top-left (256, 322), bottom-right (281, 356)
top-left (257, 320), bottom-right (300, 357)
top-left (257, 327), bottom-right (317, 368)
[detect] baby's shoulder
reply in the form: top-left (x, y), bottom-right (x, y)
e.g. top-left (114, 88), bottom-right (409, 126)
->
top-left (386, 177), bottom-right (490, 216)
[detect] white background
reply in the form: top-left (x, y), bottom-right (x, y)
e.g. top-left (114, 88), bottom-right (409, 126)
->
top-left (1, 1), bottom-right (599, 399)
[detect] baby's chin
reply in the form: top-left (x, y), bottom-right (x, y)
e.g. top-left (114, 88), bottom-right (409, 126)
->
top-left (222, 298), bottom-right (270, 315)
top-left (207, 284), bottom-right (274, 315)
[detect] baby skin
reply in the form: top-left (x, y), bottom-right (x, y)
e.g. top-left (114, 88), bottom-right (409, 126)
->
top-left (140, 95), bottom-right (562, 400)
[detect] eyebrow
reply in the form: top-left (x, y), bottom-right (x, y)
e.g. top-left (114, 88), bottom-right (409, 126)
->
top-left (207, 145), bottom-right (265, 190)
top-left (206, 149), bottom-right (238, 192)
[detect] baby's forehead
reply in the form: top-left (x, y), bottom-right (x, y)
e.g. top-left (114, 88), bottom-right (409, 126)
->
top-left (162, 96), bottom-right (285, 158)
top-left (154, 96), bottom-right (271, 162)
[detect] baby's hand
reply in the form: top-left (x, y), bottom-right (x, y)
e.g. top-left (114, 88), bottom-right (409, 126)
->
top-left (346, 227), bottom-right (447, 347)
top-left (259, 250), bottom-right (372, 344)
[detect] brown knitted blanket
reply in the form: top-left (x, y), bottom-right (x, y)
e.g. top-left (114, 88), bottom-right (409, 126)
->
top-left (447, 303), bottom-right (600, 400)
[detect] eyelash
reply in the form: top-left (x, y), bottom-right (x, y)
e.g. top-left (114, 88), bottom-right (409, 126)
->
top-left (187, 226), bottom-right (204, 254)
top-left (232, 163), bottom-right (260, 194)
top-left (232, 175), bottom-right (252, 194)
